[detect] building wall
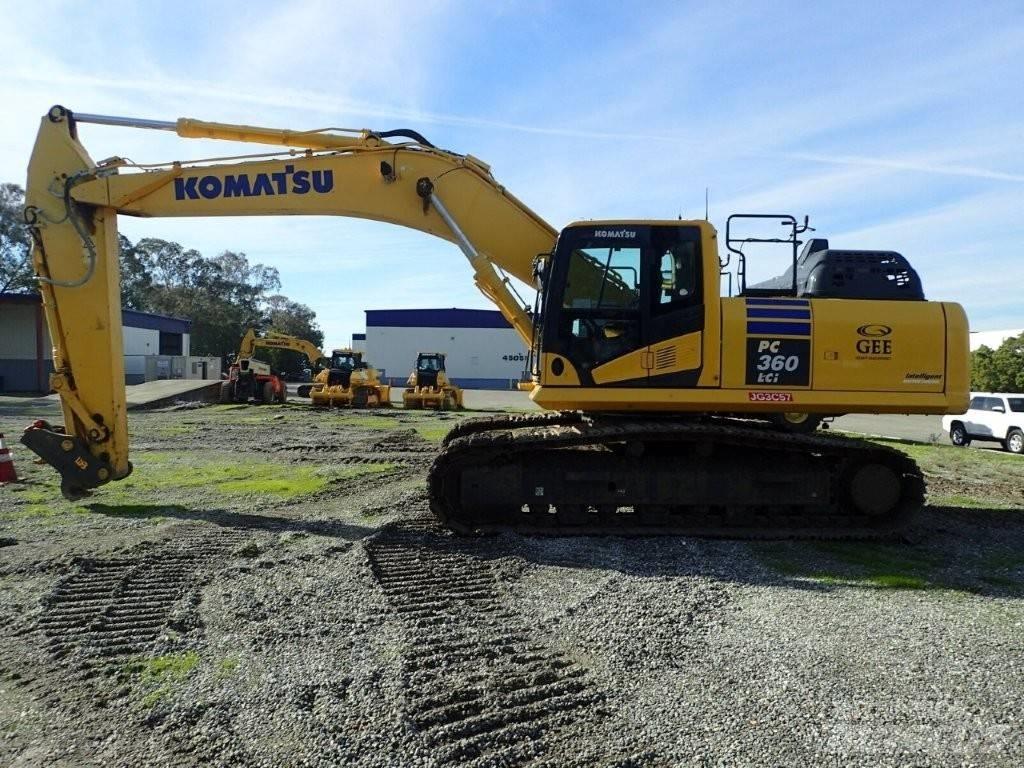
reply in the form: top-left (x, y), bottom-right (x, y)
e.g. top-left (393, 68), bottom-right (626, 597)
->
top-left (124, 326), bottom-right (160, 356)
top-left (1, 296), bottom-right (195, 392)
top-left (0, 301), bottom-right (53, 392)
top-left (366, 325), bottom-right (528, 389)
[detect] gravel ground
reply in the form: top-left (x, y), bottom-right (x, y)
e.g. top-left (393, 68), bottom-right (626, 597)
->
top-left (1, 399), bottom-right (1022, 766)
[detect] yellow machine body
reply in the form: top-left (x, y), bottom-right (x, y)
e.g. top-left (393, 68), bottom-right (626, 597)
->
top-left (403, 353), bottom-right (464, 410)
top-left (530, 222), bottom-right (968, 415)
top-left (19, 107), bottom-right (969, 500)
top-left (308, 349), bottom-right (391, 408)
top-left (223, 329), bottom-right (325, 404)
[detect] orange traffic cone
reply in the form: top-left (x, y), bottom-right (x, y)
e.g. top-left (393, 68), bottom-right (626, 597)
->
top-left (0, 433), bottom-right (19, 483)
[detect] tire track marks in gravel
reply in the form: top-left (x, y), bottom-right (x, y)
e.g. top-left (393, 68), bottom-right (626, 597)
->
top-left (34, 528), bottom-right (252, 667)
top-left (273, 447), bottom-right (418, 464)
top-left (366, 516), bottom-right (641, 767)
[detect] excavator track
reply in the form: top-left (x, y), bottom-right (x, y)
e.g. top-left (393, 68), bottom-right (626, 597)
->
top-left (429, 414), bottom-right (924, 539)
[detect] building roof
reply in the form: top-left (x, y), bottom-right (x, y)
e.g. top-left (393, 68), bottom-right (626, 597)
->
top-left (365, 308), bottom-right (512, 329)
top-left (122, 309), bottom-right (191, 334)
top-left (1, 293), bottom-right (191, 334)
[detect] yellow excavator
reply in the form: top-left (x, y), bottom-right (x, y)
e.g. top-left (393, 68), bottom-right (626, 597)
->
top-left (303, 348), bottom-right (391, 408)
top-left (20, 106), bottom-right (969, 536)
top-left (222, 329), bottom-right (325, 405)
top-left (403, 353), bottom-right (464, 410)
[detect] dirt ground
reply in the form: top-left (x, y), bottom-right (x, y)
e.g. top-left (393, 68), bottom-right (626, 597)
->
top-left (1, 399), bottom-right (1022, 767)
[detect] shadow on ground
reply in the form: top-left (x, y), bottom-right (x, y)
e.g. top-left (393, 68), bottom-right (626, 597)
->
top-left (390, 503), bottom-right (1024, 600)
top-left (86, 503), bottom-right (376, 542)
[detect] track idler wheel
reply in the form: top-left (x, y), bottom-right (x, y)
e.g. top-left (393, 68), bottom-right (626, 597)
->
top-left (845, 461), bottom-right (902, 517)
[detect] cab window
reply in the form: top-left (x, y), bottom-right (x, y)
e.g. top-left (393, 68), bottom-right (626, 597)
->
top-left (562, 246), bottom-right (641, 311)
top-left (656, 242), bottom-right (699, 309)
top-left (1009, 398), bottom-right (1024, 413)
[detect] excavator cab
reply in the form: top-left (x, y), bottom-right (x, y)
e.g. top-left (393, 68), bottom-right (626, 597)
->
top-left (538, 222), bottom-right (708, 390)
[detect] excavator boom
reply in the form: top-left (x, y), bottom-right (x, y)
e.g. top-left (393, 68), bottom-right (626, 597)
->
top-left (237, 329), bottom-right (325, 367)
top-left (23, 106), bottom-right (554, 495)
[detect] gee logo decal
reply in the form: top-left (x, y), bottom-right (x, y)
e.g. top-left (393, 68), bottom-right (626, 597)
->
top-left (855, 324), bottom-right (892, 358)
top-left (174, 165), bottom-right (334, 201)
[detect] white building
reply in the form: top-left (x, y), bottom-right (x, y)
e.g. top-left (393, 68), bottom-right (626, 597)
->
top-left (970, 328), bottom-right (1022, 351)
top-left (0, 293), bottom-right (219, 392)
top-left (364, 308), bottom-right (528, 389)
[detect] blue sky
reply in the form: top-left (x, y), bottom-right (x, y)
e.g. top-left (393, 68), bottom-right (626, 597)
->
top-left (2, 0), bottom-right (1022, 348)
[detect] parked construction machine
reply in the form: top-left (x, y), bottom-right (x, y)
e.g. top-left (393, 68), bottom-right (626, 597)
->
top-left (403, 353), bottom-right (464, 410)
top-left (222, 329), bottom-right (326, 405)
top-left (21, 106), bottom-right (970, 537)
top-left (303, 348), bottom-right (391, 408)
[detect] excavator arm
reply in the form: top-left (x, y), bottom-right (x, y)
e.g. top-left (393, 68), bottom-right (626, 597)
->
top-left (237, 329), bottom-right (326, 367)
top-left (22, 105), bottom-right (558, 496)
top-left (253, 333), bottom-right (326, 367)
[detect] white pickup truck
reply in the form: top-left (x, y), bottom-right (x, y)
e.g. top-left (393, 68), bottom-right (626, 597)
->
top-left (942, 392), bottom-right (1024, 454)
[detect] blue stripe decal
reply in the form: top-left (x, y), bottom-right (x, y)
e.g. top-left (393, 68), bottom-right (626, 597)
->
top-left (744, 298), bottom-right (810, 307)
top-left (746, 308), bottom-right (812, 320)
top-left (747, 321), bottom-right (811, 336)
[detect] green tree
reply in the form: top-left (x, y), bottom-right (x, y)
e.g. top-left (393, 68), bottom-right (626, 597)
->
top-left (0, 183), bottom-right (33, 293)
top-left (265, 294), bottom-right (324, 347)
top-left (119, 240), bottom-right (282, 360)
top-left (113, 231), bottom-right (320, 365)
top-left (970, 332), bottom-right (1024, 391)
top-left (118, 235), bottom-right (153, 309)
top-left (260, 294), bottom-right (326, 374)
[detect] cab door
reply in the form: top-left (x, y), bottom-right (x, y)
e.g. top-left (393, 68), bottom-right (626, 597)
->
top-left (541, 224), bottom-right (705, 389)
top-left (644, 226), bottom-right (705, 387)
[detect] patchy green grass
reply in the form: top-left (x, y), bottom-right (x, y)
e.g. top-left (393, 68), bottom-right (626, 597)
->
top-left (0, 485), bottom-right (85, 522)
top-left (215, 658), bottom-right (239, 679)
top-left (216, 462), bottom-right (394, 497)
top-left (141, 651), bottom-right (199, 683)
top-left (102, 451), bottom-right (395, 501)
top-left (127, 651), bottom-right (200, 708)
top-left (332, 415), bottom-right (402, 429)
top-left (814, 541), bottom-right (944, 571)
top-left (869, 438), bottom-right (1024, 512)
top-left (754, 540), bottom-right (945, 591)
top-left (875, 439), bottom-right (1021, 466)
top-left (7, 452), bottom-right (397, 516)
top-left (813, 541), bottom-right (943, 590)
top-left (414, 424), bottom-right (452, 442)
top-left (755, 538), bottom-right (1023, 594)
top-left (1, 502), bottom-right (80, 522)
top-left (866, 574), bottom-right (929, 590)
top-left (152, 423), bottom-right (197, 437)
top-left (929, 494), bottom-right (1017, 510)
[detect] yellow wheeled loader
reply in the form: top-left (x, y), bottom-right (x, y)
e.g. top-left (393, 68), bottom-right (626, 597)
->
top-left (403, 352), bottom-right (464, 410)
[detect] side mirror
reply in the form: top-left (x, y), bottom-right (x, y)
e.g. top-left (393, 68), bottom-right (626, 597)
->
top-left (993, 406), bottom-right (1005, 413)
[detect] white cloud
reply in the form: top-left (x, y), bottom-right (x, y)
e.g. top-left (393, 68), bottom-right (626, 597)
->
top-left (2, 0), bottom-right (1022, 343)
